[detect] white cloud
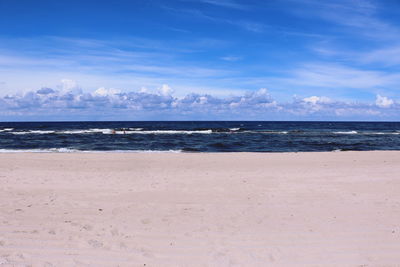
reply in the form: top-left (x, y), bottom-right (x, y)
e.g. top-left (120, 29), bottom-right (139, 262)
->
top-left (139, 87), bottom-right (148, 93)
top-left (60, 79), bottom-right (78, 91)
top-left (0, 86), bottom-right (399, 120)
top-left (158, 84), bottom-right (174, 96)
top-left (93, 87), bottom-right (121, 97)
top-left (376, 94), bottom-right (394, 108)
top-left (303, 96), bottom-right (331, 105)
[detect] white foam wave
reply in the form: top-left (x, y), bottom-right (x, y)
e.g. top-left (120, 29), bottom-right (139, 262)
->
top-left (10, 132), bottom-right (29, 135)
top-left (60, 128), bottom-right (113, 134)
top-left (333, 131), bottom-right (358, 134)
top-left (363, 132), bottom-right (400, 135)
top-left (12, 130), bottom-right (55, 135)
top-left (0, 128), bottom-right (14, 132)
top-left (60, 130), bottom-right (89, 134)
top-left (332, 131), bottom-right (400, 135)
top-left (129, 130), bottom-right (213, 134)
top-left (0, 148), bottom-right (79, 153)
top-left (6, 128), bottom-right (400, 136)
top-left (257, 131), bottom-right (288, 134)
top-left (10, 128), bottom-right (114, 135)
top-left (8, 128), bottom-right (213, 135)
top-left (30, 130), bottom-right (56, 134)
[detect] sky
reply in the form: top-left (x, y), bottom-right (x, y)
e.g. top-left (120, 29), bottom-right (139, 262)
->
top-left (0, 0), bottom-right (400, 121)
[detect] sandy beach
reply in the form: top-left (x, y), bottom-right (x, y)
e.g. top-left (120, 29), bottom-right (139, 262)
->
top-left (0, 151), bottom-right (400, 266)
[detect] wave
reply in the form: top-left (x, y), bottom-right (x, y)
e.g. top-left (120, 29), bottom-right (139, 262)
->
top-left (12, 130), bottom-right (56, 135)
top-left (0, 128), bottom-right (14, 132)
top-left (363, 132), bottom-right (400, 135)
top-left (0, 148), bottom-right (80, 152)
top-left (60, 128), bottom-right (113, 134)
top-left (333, 131), bottom-right (358, 134)
top-left (4, 128), bottom-right (400, 136)
top-left (256, 131), bottom-right (288, 134)
top-left (8, 128), bottom-right (214, 135)
top-left (333, 131), bottom-right (400, 135)
top-left (133, 130), bottom-right (213, 134)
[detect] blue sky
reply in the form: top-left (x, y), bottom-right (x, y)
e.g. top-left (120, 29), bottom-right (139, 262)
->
top-left (0, 0), bottom-right (400, 120)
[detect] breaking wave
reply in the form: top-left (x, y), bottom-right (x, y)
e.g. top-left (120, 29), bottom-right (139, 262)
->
top-left (1, 121), bottom-right (400, 152)
top-left (4, 128), bottom-right (400, 136)
top-left (333, 131), bottom-right (358, 134)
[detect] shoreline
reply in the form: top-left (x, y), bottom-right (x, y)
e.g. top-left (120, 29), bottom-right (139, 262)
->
top-left (0, 149), bottom-right (400, 153)
top-left (1, 151), bottom-right (400, 266)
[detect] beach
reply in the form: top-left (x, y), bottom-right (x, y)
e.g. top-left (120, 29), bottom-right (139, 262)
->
top-left (1, 151), bottom-right (399, 266)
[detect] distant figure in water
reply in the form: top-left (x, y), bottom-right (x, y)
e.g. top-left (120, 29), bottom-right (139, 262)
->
top-left (111, 129), bottom-right (126, 134)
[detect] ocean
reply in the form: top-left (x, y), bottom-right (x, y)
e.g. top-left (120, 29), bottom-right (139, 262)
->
top-left (0, 121), bottom-right (400, 152)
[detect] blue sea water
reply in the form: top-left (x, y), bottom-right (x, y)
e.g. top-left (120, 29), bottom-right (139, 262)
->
top-left (0, 121), bottom-right (400, 152)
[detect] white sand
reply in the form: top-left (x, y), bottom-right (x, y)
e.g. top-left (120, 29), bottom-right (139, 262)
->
top-left (0, 151), bottom-right (400, 266)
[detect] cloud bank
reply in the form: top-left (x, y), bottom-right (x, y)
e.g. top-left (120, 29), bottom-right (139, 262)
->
top-left (0, 84), bottom-right (399, 121)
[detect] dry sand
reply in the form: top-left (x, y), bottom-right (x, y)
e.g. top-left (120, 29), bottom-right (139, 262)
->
top-left (0, 151), bottom-right (400, 266)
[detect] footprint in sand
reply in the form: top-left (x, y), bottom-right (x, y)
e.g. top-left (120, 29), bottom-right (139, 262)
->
top-left (48, 230), bottom-right (56, 235)
top-left (141, 218), bottom-right (151, 224)
top-left (0, 257), bottom-right (9, 265)
top-left (110, 228), bottom-right (119, 236)
top-left (82, 224), bottom-right (93, 231)
top-left (140, 248), bottom-right (154, 258)
top-left (119, 242), bottom-right (127, 249)
top-left (88, 239), bottom-right (103, 248)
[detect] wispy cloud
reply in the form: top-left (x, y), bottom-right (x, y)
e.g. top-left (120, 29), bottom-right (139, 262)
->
top-left (0, 36), bottom-right (244, 95)
top-left (160, 4), bottom-right (265, 33)
top-left (284, 63), bottom-right (400, 90)
top-left (190, 0), bottom-right (249, 10)
top-left (361, 46), bottom-right (400, 66)
top-left (1, 0), bottom-right (400, 121)
top-left (291, 0), bottom-right (400, 40)
top-left (220, 56), bottom-right (242, 61)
